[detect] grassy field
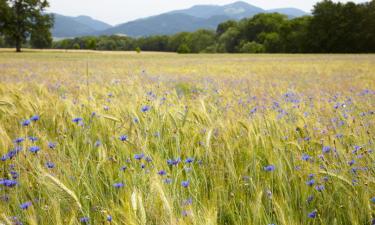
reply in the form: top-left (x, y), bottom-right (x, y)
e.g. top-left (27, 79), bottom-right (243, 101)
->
top-left (0, 51), bottom-right (374, 225)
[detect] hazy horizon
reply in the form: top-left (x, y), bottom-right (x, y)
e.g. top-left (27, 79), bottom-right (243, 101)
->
top-left (47, 0), bottom-right (368, 25)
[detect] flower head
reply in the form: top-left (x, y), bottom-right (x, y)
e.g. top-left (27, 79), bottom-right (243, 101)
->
top-left (80, 217), bottom-right (89, 224)
top-left (113, 182), bottom-right (125, 188)
top-left (48, 142), bottom-right (57, 149)
top-left (22, 119), bottom-right (31, 127)
top-left (20, 201), bottom-right (32, 210)
top-left (14, 137), bottom-right (25, 144)
top-left (322, 146), bottom-right (331, 153)
top-left (134, 153), bottom-right (144, 160)
top-left (315, 185), bottom-right (325, 192)
top-left (46, 162), bottom-right (55, 169)
top-left (308, 210), bottom-right (317, 218)
top-left (181, 180), bottom-right (190, 188)
top-left (119, 135), bottom-right (128, 142)
top-left (264, 165), bottom-right (275, 172)
top-left (72, 118), bottom-right (83, 123)
top-left (30, 115), bottom-right (40, 121)
top-left (158, 170), bottom-right (167, 176)
top-left (185, 157), bottom-right (194, 164)
top-left (141, 105), bottom-right (150, 113)
top-left (29, 146), bottom-right (40, 154)
top-left (306, 179), bottom-right (315, 186)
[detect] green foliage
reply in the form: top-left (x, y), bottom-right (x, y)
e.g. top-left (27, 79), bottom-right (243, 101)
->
top-left (239, 41), bottom-right (265, 53)
top-left (186, 29), bottom-right (216, 53)
top-left (135, 47), bottom-right (141, 53)
top-left (1, 0), bottom-right (53, 52)
top-left (177, 43), bottom-right (191, 54)
top-left (72, 43), bottom-right (80, 49)
top-left (30, 14), bottom-right (54, 49)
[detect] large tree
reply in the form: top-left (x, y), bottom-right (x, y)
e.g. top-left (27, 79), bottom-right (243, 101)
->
top-left (0, 0), bottom-right (53, 52)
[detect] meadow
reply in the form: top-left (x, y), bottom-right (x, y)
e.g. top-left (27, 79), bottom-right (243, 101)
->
top-left (0, 50), bottom-right (374, 225)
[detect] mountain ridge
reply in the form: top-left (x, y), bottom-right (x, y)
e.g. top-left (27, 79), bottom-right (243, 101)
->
top-left (52, 1), bottom-right (308, 38)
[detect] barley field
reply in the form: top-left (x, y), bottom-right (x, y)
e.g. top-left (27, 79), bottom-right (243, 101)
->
top-left (0, 50), bottom-right (374, 225)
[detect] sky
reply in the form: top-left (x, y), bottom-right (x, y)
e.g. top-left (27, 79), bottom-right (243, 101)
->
top-left (47, 0), bottom-right (367, 25)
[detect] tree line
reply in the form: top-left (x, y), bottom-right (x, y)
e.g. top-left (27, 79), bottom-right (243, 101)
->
top-left (1, 0), bottom-right (375, 53)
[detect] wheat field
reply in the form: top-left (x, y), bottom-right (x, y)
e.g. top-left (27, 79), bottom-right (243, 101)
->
top-left (0, 51), bottom-right (374, 225)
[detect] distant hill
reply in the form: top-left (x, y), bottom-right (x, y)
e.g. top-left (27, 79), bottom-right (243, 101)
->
top-left (52, 1), bottom-right (308, 38)
top-left (265, 8), bottom-right (308, 18)
top-left (168, 1), bottom-right (265, 19)
top-left (51, 14), bottom-right (112, 38)
top-left (98, 14), bottom-right (230, 37)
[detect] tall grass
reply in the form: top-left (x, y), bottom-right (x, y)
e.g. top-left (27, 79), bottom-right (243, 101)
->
top-left (0, 52), bottom-right (374, 225)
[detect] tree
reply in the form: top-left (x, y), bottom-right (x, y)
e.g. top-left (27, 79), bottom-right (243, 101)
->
top-left (186, 29), bottom-right (216, 53)
top-left (177, 43), bottom-right (191, 54)
top-left (30, 14), bottom-right (53, 49)
top-left (216, 20), bottom-right (237, 36)
top-left (239, 41), bottom-right (265, 53)
top-left (218, 27), bottom-right (240, 53)
top-left (1, 0), bottom-right (53, 52)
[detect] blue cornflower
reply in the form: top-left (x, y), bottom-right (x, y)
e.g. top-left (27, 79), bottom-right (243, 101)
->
top-left (264, 165), bottom-right (275, 172)
top-left (113, 182), bottom-right (125, 188)
top-left (14, 137), bottom-right (25, 144)
top-left (1, 155), bottom-right (8, 161)
top-left (95, 140), bottom-right (101, 147)
top-left (0, 179), bottom-right (18, 187)
top-left (141, 105), bottom-right (150, 113)
top-left (134, 153), bottom-right (144, 160)
top-left (158, 170), bottom-right (167, 176)
top-left (120, 166), bottom-right (127, 171)
top-left (29, 146), bottom-right (40, 153)
top-left (348, 160), bottom-right (355, 166)
top-left (72, 118), bottom-right (83, 123)
top-left (181, 180), bottom-right (190, 188)
top-left (315, 185), bottom-right (325, 192)
top-left (28, 136), bottom-right (38, 142)
top-left (30, 115), bottom-right (40, 121)
top-left (306, 179), bottom-right (315, 186)
top-left (335, 134), bottom-right (343, 138)
top-left (46, 162), bottom-right (55, 169)
top-left (107, 215), bottom-right (112, 222)
top-left (80, 217), bottom-right (89, 224)
top-left (10, 171), bottom-right (19, 179)
top-left (183, 198), bottom-right (193, 205)
top-left (164, 178), bottom-right (172, 184)
top-left (322, 146), bottom-right (331, 153)
top-left (119, 135), bottom-right (128, 142)
top-left (48, 142), bottom-right (57, 149)
top-left (308, 210), bottom-right (317, 218)
top-left (167, 158), bottom-right (181, 166)
top-left (20, 201), bottom-right (32, 210)
top-left (353, 145), bottom-right (361, 154)
top-left (145, 156), bottom-right (152, 162)
top-left (22, 119), bottom-right (31, 126)
top-left (307, 195), bottom-right (314, 203)
top-left (302, 154), bottom-right (311, 161)
top-left (185, 157), bottom-right (194, 164)
top-left (371, 197), bottom-right (375, 203)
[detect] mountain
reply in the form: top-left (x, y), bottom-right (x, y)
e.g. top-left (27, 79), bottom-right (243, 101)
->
top-left (266, 8), bottom-right (308, 18)
top-left (98, 14), bottom-right (230, 37)
top-left (95, 1), bottom-right (308, 37)
top-left (168, 1), bottom-right (264, 19)
top-left (52, 1), bottom-right (308, 38)
top-left (51, 14), bottom-right (112, 38)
